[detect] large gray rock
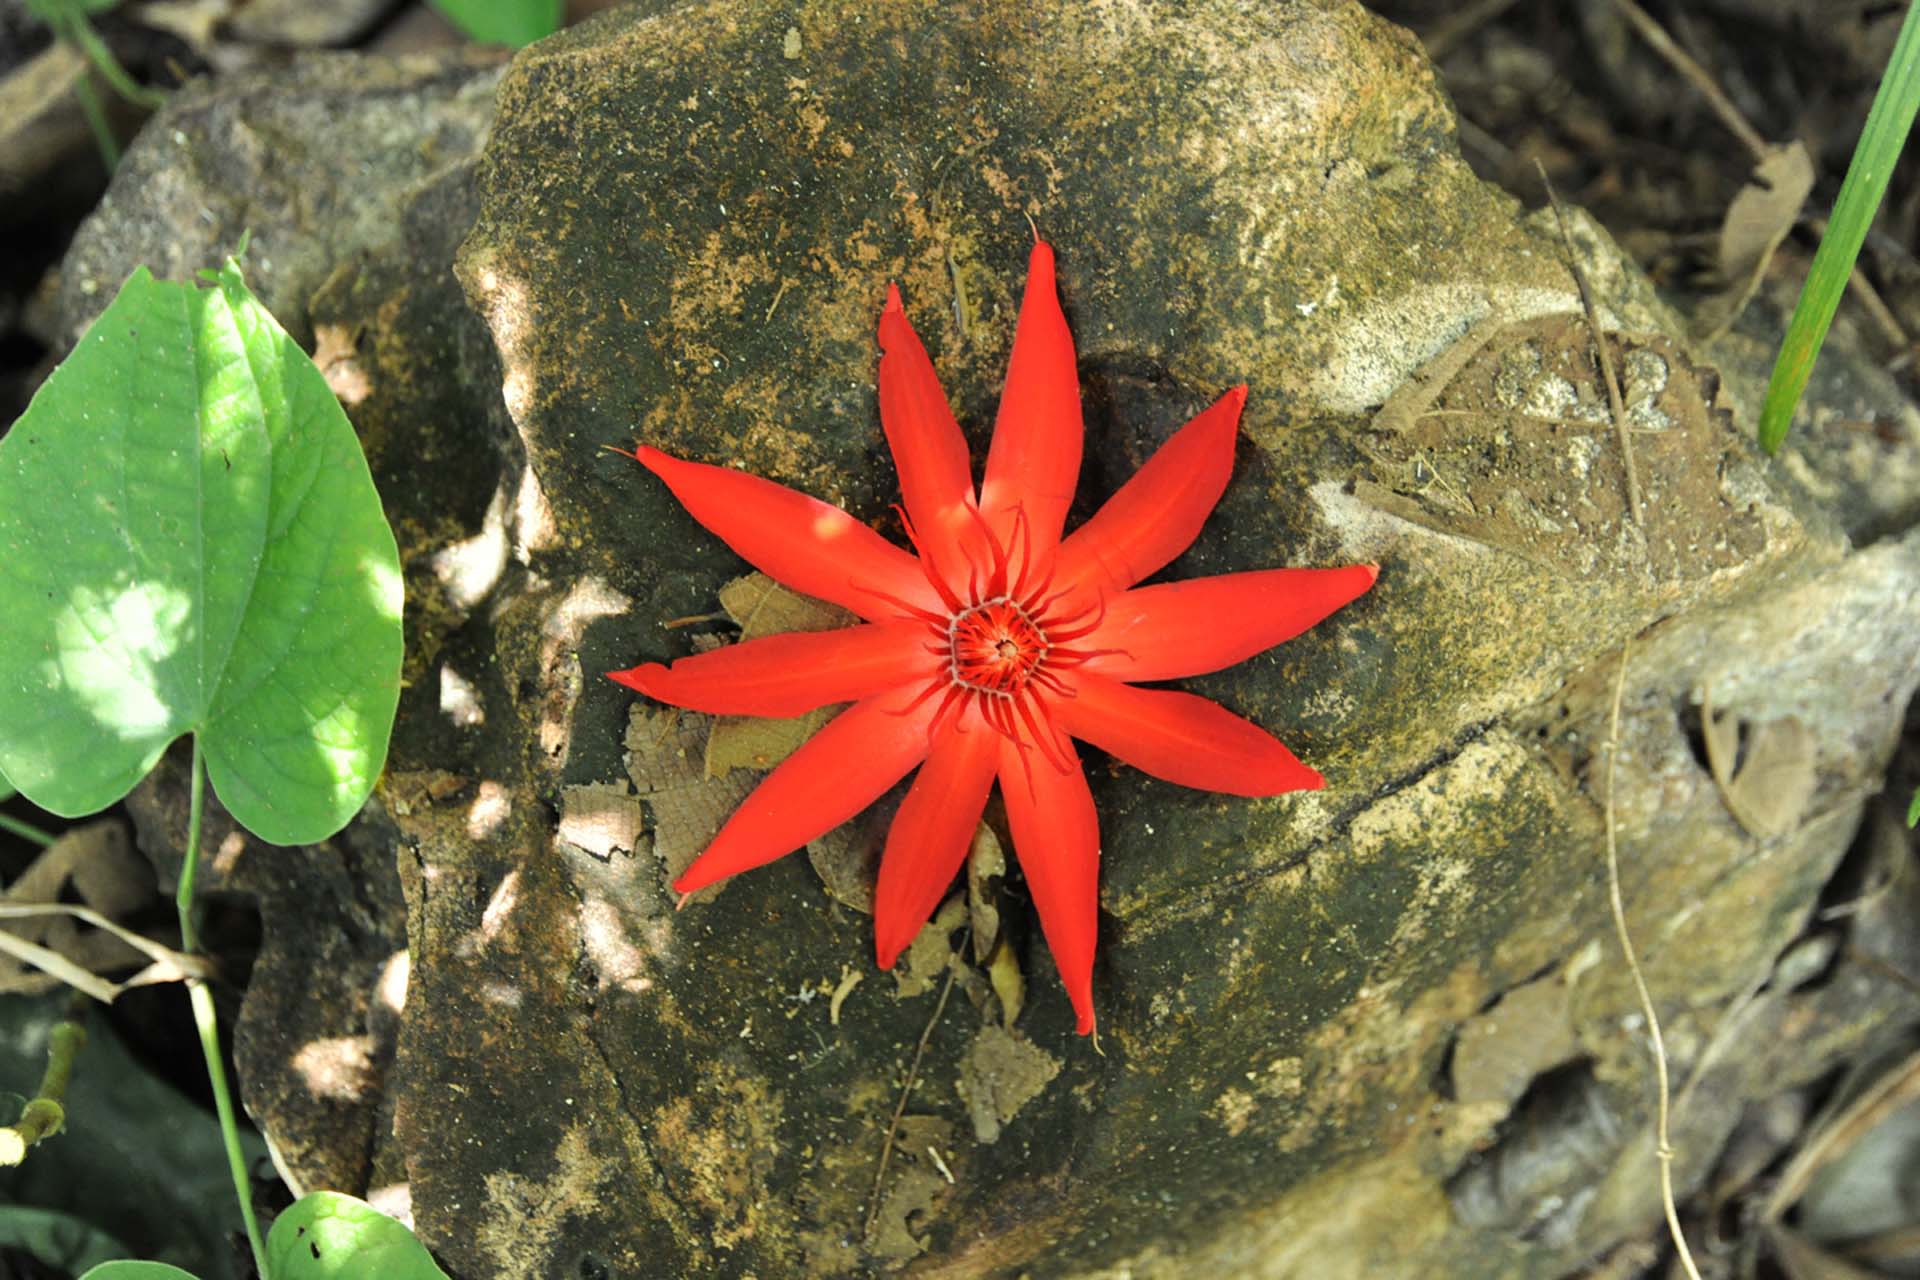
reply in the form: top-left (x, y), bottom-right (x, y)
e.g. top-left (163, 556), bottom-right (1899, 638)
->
top-left (51, 2), bottom-right (1920, 1278)
top-left (406, 1), bottom-right (1919, 1276)
top-left (51, 45), bottom-right (514, 1214)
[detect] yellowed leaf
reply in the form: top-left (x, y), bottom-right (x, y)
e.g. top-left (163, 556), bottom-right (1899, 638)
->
top-left (719, 571), bottom-right (856, 640)
top-left (985, 933), bottom-right (1024, 1029)
top-left (965, 822), bottom-right (1005, 962)
top-left (699, 573), bottom-right (860, 779)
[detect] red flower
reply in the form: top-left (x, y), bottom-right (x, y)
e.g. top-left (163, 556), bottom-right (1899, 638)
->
top-left (610, 242), bottom-right (1375, 1035)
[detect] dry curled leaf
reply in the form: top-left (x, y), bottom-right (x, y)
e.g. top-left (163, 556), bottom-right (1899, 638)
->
top-left (1701, 689), bottom-right (1817, 838)
top-left (0, 821), bottom-right (157, 1000)
top-left (1695, 142), bottom-right (1815, 341)
top-left (894, 897), bottom-right (968, 999)
top-left (965, 822), bottom-right (1006, 962)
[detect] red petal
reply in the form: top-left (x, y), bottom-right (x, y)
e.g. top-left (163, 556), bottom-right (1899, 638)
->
top-left (607, 620), bottom-right (929, 717)
top-left (1080, 565), bottom-right (1378, 683)
top-left (999, 734), bottom-right (1101, 1034)
top-left (980, 241), bottom-right (1083, 557)
top-left (673, 688), bottom-right (934, 894)
top-left (872, 712), bottom-right (998, 968)
top-left (879, 285), bottom-right (978, 582)
top-left (1056, 672), bottom-right (1322, 796)
top-left (1053, 386), bottom-right (1245, 595)
top-left (633, 446), bottom-right (939, 622)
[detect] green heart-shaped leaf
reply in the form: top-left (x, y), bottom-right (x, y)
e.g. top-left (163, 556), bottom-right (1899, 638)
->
top-left (0, 261), bottom-right (402, 845)
top-left (78, 1264), bottom-right (202, 1280)
top-left (267, 1192), bottom-right (448, 1279)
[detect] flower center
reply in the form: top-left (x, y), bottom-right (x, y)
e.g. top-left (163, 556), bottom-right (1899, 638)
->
top-left (948, 596), bottom-right (1047, 695)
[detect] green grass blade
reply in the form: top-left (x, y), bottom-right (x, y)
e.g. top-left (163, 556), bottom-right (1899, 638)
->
top-left (1758, 0), bottom-right (1920, 453)
top-left (427, 0), bottom-right (559, 46)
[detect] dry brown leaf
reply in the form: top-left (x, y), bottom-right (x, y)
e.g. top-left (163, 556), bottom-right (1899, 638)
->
top-left (1768, 1048), bottom-right (1920, 1221)
top-left (719, 571), bottom-right (857, 639)
top-left (0, 821), bottom-right (158, 999)
top-left (956, 1024), bottom-right (1061, 1143)
top-left (624, 706), bottom-right (755, 903)
top-left (702, 573), bottom-right (858, 779)
top-left (1694, 142), bottom-right (1815, 341)
top-left (557, 782), bottom-right (645, 857)
top-left (805, 797), bottom-right (894, 914)
top-left (1768, 1224), bottom-right (1883, 1280)
top-left (704, 705), bottom-right (839, 779)
top-left (965, 823), bottom-right (1005, 962)
top-left (1701, 690), bottom-right (1818, 839)
top-left (865, 1114), bottom-right (954, 1260)
top-left (894, 897), bottom-right (968, 999)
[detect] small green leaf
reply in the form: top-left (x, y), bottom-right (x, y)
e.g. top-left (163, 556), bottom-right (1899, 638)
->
top-left (0, 1204), bottom-right (129, 1274)
top-left (1908, 786), bottom-right (1919, 829)
top-left (427, 0), bottom-right (560, 46)
top-left (0, 261), bottom-right (402, 845)
top-left (267, 1192), bottom-right (449, 1280)
top-left (78, 1264), bottom-right (203, 1280)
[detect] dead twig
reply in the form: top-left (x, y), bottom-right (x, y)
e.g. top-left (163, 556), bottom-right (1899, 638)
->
top-left (864, 957), bottom-right (961, 1241)
top-left (1539, 164), bottom-right (1643, 525)
top-left (1607, 0), bottom-right (1912, 352)
top-left (1603, 640), bottom-right (1702, 1280)
top-left (1607, 0), bottom-right (1767, 160)
top-left (1766, 1047), bottom-right (1920, 1219)
top-left (1420, 0), bottom-right (1526, 61)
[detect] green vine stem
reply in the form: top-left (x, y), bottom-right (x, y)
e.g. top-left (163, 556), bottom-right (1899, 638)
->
top-left (0, 1008), bottom-right (85, 1165)
top-left (69, 72), bottom-right (120, 172)
top-left (0, 809), bottom-right (55, 847)
top-left (181, 736), bottom-right (270, 1278)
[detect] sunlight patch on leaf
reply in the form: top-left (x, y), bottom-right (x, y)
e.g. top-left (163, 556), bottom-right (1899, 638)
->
top-left (0, 260), bottom-right (403, 844)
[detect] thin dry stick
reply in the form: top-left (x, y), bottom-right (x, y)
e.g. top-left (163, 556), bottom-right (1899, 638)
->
top-left (864, 960), bottom-right (960, 1240)
top-left (1608, 0), bottom-right (1767, 159)
top-left (1603, 641), bottom-right (1702, 1280)
top-left (1765, 1047), bottom-right (1920, 1219)
top-left (1421, 0), bottom-right (1525, 61)
top-left (1540, 164), bottom-right (1643, 524)
top-left (1607, 0), bottom-right (1911, 350)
